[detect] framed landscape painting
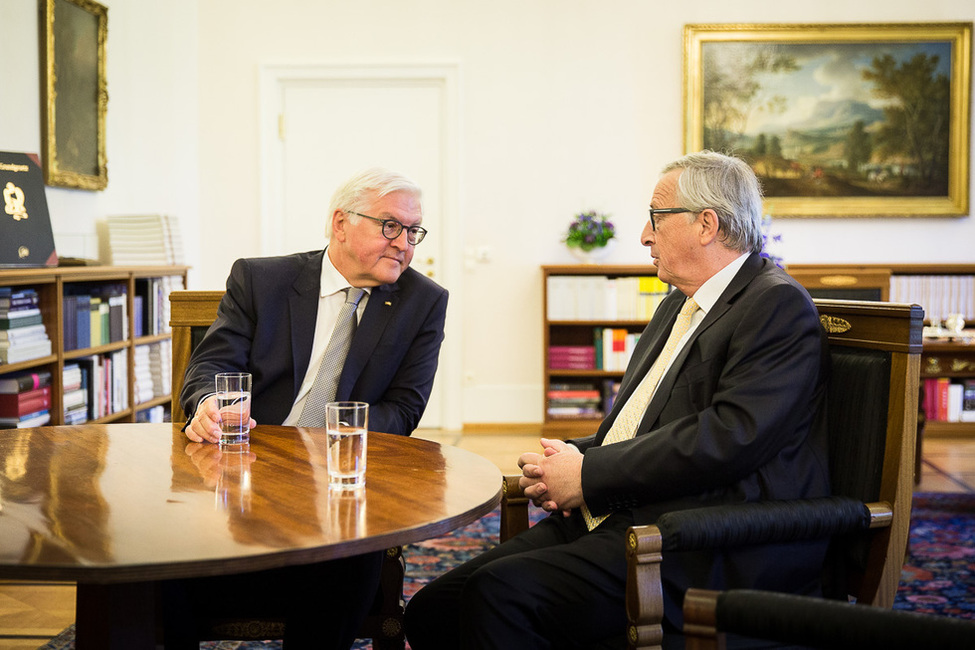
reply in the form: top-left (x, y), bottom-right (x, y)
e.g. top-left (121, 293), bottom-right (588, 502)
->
top-left (41, 0), bottom-right (108, 191)
top-left (683, 23), bottom-right (971, 217)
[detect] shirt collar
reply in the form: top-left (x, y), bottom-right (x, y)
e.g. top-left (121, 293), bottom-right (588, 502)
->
top-left (320, 247), bottom-right (370, 298)
top-left (689, 252), bottom-right (750, 314)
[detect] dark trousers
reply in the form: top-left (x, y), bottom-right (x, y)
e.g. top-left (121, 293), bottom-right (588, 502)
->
top-left (162, 552), bottom-right (383, 650)
top-left (404, 510), bottom-right (634, 650)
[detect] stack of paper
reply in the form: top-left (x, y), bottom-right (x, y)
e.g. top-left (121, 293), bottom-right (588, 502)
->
top-left (105, 215), bottom-right (185, 266)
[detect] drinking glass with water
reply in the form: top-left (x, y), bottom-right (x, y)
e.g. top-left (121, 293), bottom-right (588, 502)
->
top-left (215, 372), bottom-right (252, 445)
top-left (325, 401), bottom-right (368, 489)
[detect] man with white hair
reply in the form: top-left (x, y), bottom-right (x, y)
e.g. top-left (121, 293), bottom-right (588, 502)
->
top-left (405, 151), bottom-right (830, 650)
top-left (170, 167), bottom-right (448, 649)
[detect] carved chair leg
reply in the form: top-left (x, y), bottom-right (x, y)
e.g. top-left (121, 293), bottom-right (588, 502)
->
top-left (625, 525), bottom-right (665, 650)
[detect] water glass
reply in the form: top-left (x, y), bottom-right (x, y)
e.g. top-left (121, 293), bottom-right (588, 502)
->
top-left (325, 401), bottom-right (368, 489)
top-left (215, 372), bottom-right (252, 445)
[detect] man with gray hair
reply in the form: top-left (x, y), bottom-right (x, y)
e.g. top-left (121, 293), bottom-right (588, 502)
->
top-left (405, 151), bottom-right (829, 649)
top-left (170, 167), bottom-right (448, 649)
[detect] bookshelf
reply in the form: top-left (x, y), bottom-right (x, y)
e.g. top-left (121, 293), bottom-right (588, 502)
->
top-left (542, 263), bottom-right (975, 437)
top-left (542, 265), bottom-right (667, 435)
top-left (0, 265), bottom-right (188, 426)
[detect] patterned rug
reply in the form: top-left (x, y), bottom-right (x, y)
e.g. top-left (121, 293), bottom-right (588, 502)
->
top-left (893, 491), bottom-right (975, 618)
top-left (42, 492), bottom-right (974, 649)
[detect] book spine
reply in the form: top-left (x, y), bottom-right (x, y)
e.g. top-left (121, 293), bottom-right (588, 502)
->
top-left (0, 370), bottom-right (53, 393)
top-left (0, 393), bottom-right (52, 417)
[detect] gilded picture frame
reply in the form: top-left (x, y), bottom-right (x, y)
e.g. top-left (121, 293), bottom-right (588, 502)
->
top-left (683, 23), bottom-right (972, 217)
top-left (40, 0), bottom-right (108, 191)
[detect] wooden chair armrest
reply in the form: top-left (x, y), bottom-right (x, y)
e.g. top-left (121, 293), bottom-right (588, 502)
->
top-left (620, 501), bottom-right (892, 650)
top-left (682, 587), bottom-right (975, 650)
top-left (682, 588), bottom-right (722, 650)
top-left (500, 474), bottom-right (530, 543)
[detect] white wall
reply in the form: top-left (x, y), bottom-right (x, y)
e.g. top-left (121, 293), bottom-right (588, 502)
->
top-left (194, 0), bottom-right (975, 424)
top-left (0, 0), bottom-right (200, 281)
top-left (3, 0), bottom-right (973, 425)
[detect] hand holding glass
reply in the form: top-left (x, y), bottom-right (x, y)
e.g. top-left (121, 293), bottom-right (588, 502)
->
top-left (215, 372), bottom-right (252, 445)
top-left (326, 401), bottom-right (368, 489)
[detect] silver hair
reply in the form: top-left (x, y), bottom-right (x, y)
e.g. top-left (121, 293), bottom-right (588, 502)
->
top-left (326, 167), bottom-right (422, 238)
top-left (661, 151), bottom-right (764, 254)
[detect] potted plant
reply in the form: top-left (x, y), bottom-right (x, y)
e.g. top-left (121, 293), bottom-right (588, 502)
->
top-left (563, 210), bottom-right (616, 264)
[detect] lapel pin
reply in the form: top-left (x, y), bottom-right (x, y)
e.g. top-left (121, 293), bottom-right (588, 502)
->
top-left (385, 301), bottom-right (392, 306)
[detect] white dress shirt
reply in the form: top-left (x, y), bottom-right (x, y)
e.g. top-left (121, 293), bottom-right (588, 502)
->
top-left (281, 249), bottom-right (370, 425)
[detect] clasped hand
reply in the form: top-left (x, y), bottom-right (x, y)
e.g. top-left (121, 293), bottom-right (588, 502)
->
top-left (517, 438), bottom-right (584, 515)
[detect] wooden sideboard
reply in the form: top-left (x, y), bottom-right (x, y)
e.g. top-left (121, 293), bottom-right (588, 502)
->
top-left (788, 264), bottom-right (975, 437)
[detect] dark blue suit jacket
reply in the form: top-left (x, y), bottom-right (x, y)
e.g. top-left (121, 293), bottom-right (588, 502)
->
top-left (569, 253), bottom-right (831, 630)
top-left (181, 250), bottom-right (448, 435)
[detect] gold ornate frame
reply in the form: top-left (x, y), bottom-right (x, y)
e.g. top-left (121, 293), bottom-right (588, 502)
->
top-left (684, 23), bottom-right (971, 217)
top-left (40, 0), bottom-right (108, 191)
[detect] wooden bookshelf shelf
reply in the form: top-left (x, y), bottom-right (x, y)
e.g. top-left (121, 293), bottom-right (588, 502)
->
top-left (0, 265), bottom-right (188, 427)
top-left (542, 265), bottom-right (668, 435)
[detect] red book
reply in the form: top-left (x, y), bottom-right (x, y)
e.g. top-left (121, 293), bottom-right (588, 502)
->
top-left (547, 390), bottom-right (601, 399)
top-left (612, 328), bottom-right (626, 353)
top-left (0, 385), bottom-right (52, 417)
top-left (937, 377), bottom-right (950, 422)
top-left (923, 378), bottom-right (939, 420)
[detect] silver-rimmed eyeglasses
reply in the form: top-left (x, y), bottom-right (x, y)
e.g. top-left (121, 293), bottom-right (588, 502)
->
top-left (347, 211), bottom-right (428, 245)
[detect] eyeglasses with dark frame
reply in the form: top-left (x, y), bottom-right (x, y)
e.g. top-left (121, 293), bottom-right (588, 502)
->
top-left (647, 207), bottom-right (692, 231)
top-left (347, 211), bottom-right (428, 245)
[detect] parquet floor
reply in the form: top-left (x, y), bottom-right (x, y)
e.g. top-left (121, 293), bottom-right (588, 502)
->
top-left (2, 432), bottom-right (973, 649)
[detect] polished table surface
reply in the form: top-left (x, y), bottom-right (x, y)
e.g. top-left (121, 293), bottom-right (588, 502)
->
top-left (0, 423), bottom-right (502, 584)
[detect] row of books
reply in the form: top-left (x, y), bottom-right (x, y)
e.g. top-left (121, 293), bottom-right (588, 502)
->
top-left (137, 276), bottom-right (184, 336)
top-left (136, 404), bottom-right (169, 423)
top-left (547, 380), bottom-right (620, 420)
top-left (133, 340), bottom-right (172, 404)
top-left (63, 284), bottom-right (129, 351)
top-left (0, 369), bottom-right (53, 428)
top-left (889, 275), bottom-right (974, 323)
top-left (547, 275), bottom-right (670, 321)
top-left (0, 287), bottom-right (53, 365)
top-left (923, 377), bottom-right (975, 423)
top-left (63, 362), bottom-right (90, 424)
top-left (71, 350), bottom-right (130, 421)
top-left (103, 214), bottom-right (185, 266)
top-left (549, 327), bottom-right (643, 372)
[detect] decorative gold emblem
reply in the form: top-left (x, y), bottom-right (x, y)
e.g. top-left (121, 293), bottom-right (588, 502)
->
top-left (18, 246), bottom-right (30, 259)
top-left (819, 314), bottom-right (852, 334)
top-left (819, 274), bottom-right (858, 286)
top-left (3, 182), bottom-right (28, 221)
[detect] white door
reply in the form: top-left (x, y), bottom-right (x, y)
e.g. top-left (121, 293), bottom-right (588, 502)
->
top-left (260, 64), bottom-right (460, 429)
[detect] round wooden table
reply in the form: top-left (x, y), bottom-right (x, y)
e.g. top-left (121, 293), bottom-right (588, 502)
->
top-left (0, 422), bottom-right (502, 647)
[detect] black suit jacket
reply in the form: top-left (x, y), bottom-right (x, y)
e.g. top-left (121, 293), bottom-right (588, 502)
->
top-left (181, 250), bottom-right (448, 435)
top-left (570, 253), bottom-right (831, 627)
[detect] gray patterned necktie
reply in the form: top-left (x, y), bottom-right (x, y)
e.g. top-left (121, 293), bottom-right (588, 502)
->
top-left (297, 287), bottom-right (366, 426)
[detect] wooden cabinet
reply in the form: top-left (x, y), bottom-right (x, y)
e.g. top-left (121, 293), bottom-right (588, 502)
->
top-left (919, 338), bottom-right (975, 436)
top-left (0, 265), bottom-right (188, 426)
top-left (789, 264), bottom-right (975, 437)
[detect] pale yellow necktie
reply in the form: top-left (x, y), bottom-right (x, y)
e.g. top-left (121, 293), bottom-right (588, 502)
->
top-left (582, 297), bottom-right (699, 530)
